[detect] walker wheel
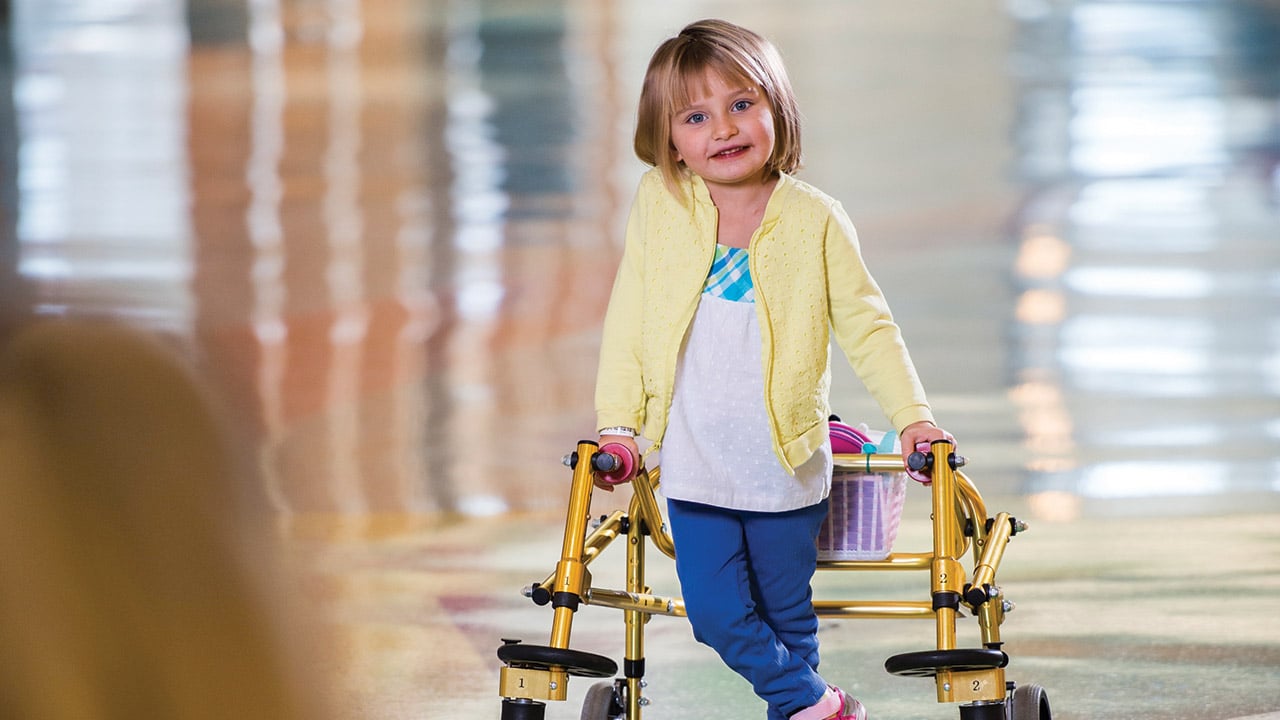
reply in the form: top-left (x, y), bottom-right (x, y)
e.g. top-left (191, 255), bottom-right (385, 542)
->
top-left (1010, 683), bottom-right (1051, 720)
top-left (884, 648), bottom-right (1008, 677)
top-left (497, 641), bottom-right (618, 678)
top-left (581, 680), bottom-right (626, 720)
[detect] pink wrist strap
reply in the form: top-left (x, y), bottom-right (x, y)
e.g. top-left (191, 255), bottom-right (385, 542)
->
top-left (597, 442), bottom-right (637, 484)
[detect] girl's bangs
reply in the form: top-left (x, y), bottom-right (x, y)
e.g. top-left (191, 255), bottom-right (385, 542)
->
top-left (667, 54), bottom-right (758, 115)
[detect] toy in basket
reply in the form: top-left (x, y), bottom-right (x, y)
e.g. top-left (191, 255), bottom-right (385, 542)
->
top-left (818, 420), bottom-right (908, 561)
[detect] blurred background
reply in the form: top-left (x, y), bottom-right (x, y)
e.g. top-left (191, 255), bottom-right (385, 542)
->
top-left (1, 0), bottom-right (1278, 719)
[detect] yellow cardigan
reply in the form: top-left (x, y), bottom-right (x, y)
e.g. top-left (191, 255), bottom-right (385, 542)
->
top-left (595, 168), bottom-right (933, 474)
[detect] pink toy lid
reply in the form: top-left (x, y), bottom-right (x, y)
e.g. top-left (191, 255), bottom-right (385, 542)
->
top-left (829, 419), bottom-right (872, 454)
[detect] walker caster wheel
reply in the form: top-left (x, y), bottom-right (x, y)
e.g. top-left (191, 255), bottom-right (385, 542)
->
top-left (884, 648), bottom-right (1008, 677)
top-left (498, 641), bottom-right (618, 678)
top-left (581, 679), bottom-right (626, 720)
top-left (1009, 683), bottom-right (1051, 720)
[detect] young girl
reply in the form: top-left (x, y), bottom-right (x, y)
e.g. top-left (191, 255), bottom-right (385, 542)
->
top-left (594, 19), bottom-right (954, 720)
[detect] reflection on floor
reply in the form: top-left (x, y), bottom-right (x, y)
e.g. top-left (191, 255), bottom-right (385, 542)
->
top-left (2, 0), bottom-right (1278, 718)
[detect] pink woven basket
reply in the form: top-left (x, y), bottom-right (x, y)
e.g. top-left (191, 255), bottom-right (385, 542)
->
top-left (817, 471), bottom-right (907, 561)
top-left (819, 419), bottom-right (907, 561)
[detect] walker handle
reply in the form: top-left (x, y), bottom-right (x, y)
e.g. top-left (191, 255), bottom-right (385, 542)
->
top-left (907, 451), bottom-right (931, 473)
top-left (592, 452), bottom-right (621, 473)
top-left (906, 451), bottom-right (967, 473)
top-left (593, 442), bottom-right (637, 484)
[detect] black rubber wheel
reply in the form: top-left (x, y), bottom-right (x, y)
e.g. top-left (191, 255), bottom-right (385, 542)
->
top-left (1010, 683), bottom-right (1051, 720)
top-left (501, 698), bottom-right (546, 720)
top-left (580, 681), bottom-right (625, 720)
top-left (497, 643), bottom-right (618, 679)
top-left (958, 702), bottom-right (1006, 720)
top-left (884, 648), bottom-right (1009, 678)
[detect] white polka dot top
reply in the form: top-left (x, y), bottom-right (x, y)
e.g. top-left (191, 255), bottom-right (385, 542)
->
top-left (658, 246), bottom-right (833, 512)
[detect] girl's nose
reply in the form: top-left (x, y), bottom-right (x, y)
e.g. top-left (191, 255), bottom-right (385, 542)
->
top-left (712, 116), bottom-right (737, 140)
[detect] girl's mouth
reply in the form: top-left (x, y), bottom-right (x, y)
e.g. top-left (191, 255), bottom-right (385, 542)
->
top-left (713, 145), bottom-right (750, 159)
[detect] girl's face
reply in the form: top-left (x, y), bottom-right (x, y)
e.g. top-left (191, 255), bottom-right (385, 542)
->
top-left (669, 68), bottom-right (776, 192)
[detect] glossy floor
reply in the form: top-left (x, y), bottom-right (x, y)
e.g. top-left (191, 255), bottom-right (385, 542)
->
top-left (2, 1), bottom-right (1279, 719)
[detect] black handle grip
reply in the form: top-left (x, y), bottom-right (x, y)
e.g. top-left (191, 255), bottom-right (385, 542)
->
top-left (907, 451), bottom-right (932, 472)
top-left (906, 451), bottom-right (967, 473)
top-left (591, 452), bottom-right (621, 473)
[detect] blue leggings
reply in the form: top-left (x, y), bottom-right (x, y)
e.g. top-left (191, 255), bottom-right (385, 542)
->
top-left (667, 498), bottom-right (831, 720)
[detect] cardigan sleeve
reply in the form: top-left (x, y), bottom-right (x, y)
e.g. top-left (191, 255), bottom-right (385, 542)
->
top-left (594, 184), bottom-right (649, 433)
top-left (824, 202), bottom-right (935, 432)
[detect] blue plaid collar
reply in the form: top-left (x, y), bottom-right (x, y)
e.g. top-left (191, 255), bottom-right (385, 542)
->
top-left (702, 244), bottom-right (754, 303)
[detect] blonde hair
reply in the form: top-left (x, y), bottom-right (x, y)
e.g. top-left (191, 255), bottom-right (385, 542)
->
top-left (634, 19), bottom-right (803, 192)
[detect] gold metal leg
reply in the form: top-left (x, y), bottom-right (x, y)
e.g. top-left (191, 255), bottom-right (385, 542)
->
top-left (624, 517), bottom-right (646, 720)
top-left (547, 440), bottom-right (602, 650)
top-left (929, 441), bottom-right (965, 653)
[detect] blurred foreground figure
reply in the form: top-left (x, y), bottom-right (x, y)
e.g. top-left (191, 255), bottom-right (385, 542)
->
top-left (0, 320), bottom-right (328, 720)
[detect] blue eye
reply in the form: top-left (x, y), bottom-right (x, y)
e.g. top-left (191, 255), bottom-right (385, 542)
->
top-left (686, 112), bottom-right (707, 124)
top-left (732, 99), bottom-right (752, 112)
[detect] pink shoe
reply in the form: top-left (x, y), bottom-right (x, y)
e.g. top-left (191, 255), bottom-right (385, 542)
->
top-left (792, 686), bottom-right (867, 720)
top-left (829, 686), bottom-right (867, 720)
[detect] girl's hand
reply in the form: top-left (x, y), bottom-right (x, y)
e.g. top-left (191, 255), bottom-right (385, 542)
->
top-left (594, 435), bottom-right (640, 491)
top-left (899, 421), bottom-right (955, 485)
